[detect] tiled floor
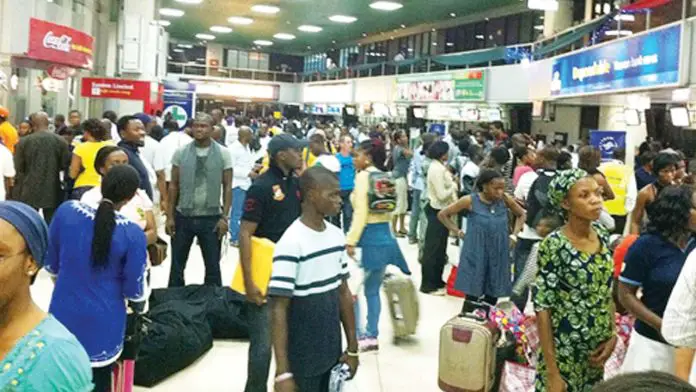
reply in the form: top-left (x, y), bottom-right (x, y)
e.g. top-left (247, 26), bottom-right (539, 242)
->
top-left (31, 236), bottom-right (464, 392)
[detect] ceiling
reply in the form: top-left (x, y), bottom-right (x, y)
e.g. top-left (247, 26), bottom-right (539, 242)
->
top-left (160, 0), bottom-right (520, 55)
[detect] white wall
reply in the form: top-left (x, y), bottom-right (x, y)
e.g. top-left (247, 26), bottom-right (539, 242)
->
top-left (532, 105), bottom-right (582, 143)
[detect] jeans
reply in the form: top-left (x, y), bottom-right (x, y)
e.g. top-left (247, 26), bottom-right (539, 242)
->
top-left (420, 205), bottom-right (448, 293)
top-left (359, 267), bottom-right (386, 338)
top-left (168, 213), bottom-right (222, 287)
top-left (340, 189), bottom-right (353, 234)
top-left (417, 199), bottom-right (429, 261)
top-left (511, 238), bottom-right (538, 311)
top-left (245, 303), bottom-right (272, 392)
top-left (408, 189), bottom-right (422, 240)
top-left (229, 187), bottom-right (247, 242)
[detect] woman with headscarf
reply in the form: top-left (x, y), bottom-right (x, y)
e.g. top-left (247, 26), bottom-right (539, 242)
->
top-left (46, 165), bottom-right (148, 392)
top-left (0, 201), bottom-right (93, 391)
top-left (533, 169), bottom-right (617, 392)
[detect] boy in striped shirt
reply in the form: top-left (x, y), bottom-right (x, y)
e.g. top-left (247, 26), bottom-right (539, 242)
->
top-left (269, 166), bottom-right (359, 392)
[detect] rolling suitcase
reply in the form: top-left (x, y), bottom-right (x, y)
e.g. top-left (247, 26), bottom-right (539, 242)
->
top-left (383, 273), bottom-right (419, 344)
top-left (438, 312), bottom-right (499, 392)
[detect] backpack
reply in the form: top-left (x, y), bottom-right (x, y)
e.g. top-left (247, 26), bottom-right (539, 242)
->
top-left (525, 170), bottom-right (556, 227)
top-left (368, 171), bottom-right (397, 213)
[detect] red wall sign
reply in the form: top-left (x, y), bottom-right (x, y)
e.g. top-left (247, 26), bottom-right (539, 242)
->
top-left (81, 78), bottom-right (151, 101)
top-left (27, 18), bottom-right (94, 70)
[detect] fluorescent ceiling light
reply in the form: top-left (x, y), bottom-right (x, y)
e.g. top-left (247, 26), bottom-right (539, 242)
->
top-left (298, 25), bottom-right (322, 33)
top-left (614, 14), bottom-right (635, 22)
top-left (195, 33), bottom-right (216, 40)
top-left (446, 42), bottom-right (454, 46)
top-left (175, 0), bottom-right (202, 3)
top-left (329, 15), bottom-right (357, 23)
top-left (369, 1), bottom-right (403, 11)
top-left (527, 0), bottom-right (559, 11)
top-left (251, 4), bottom-right (280, 14)
top-left (475, 35), bottom-right (484, 40)
top-left (273, 33), bottom-right (296, 40)
top-left (533, 25), bottom-right (544, 31)
top-left (450, 12), bottom-right (456, 17)
top-left (605, 30), bottom-right (633, 37)
top-left (210, 26), bottom-right (233, 33)
top-left (254, 40), bottom-right (273, 46)
top-left (159, 8), bottom-right (185, 17)
top-left (173, 48), bottom-right (184, 53)
top-left (228, 16), bottom-right (254, 25)
top-left (156, 20), bottom-right (171, 27)
top-left (177, 43), bottom-right (193, 48)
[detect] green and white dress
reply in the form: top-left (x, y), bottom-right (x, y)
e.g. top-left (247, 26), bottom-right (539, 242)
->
top-left (533, 224), bottom-right (614, 392)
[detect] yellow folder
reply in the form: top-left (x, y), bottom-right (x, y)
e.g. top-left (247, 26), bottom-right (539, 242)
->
top-left (230, 236), bottom-right (276, 296)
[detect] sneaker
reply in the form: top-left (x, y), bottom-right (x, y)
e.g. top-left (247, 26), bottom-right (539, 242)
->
top-left (359, 337), bottom-right (379, 353)
top-left (431, 288), bottom-right (446, 296)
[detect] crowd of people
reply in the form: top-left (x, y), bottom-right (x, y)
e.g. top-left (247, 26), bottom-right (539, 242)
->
top-left (2, 102), bottom-right (696, 392)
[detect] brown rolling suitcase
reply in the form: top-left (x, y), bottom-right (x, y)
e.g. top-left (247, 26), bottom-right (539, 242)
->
top-left (438, 313), bottom-right (499, 392)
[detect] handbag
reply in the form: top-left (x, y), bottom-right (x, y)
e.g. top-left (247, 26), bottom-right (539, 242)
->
top-left (147, 237), bottom-right (168, 266)
top-left (121, 312), bottom-right (150, 360)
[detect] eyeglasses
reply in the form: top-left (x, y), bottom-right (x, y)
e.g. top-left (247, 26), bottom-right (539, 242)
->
top-left (0, 249), bottom-right (27, 264)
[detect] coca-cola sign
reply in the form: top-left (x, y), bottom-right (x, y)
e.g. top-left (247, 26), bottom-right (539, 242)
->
top-left (26, 18), bottom-right (94, 70)
top-left (43, 32), bottom-right (72, 53)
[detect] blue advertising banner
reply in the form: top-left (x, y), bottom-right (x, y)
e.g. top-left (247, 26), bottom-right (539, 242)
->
top-left (590, 130), bottom-right (626, 161)
top-left (163, 82), bottom-right (195, 129)
top-left (550, 24), bottom-right (682, 97)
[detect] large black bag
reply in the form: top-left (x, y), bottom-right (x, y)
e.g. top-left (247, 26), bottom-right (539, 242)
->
top-left (149, 285), bottom-right (250, 339)
top-left (525, 169), bottom-right (556, 227)
top-left (134, 301), bottom-right (213, 387)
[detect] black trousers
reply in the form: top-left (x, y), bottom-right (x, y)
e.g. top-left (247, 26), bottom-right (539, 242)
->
top-left (295, 369), bottom-right (331, 392)
top-left (420, 204), bottom-right (448, 293)
top-left (93, 364), bottom-right (113, 392)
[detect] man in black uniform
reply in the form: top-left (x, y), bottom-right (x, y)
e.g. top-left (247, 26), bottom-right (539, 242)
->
top-left (240, 134), bottom-right (304, 392)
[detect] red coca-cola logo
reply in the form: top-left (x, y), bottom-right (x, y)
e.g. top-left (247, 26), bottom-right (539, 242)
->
top-left (47, 65), bottom-right (74, 80)
top-left (43, 31), bottom-right (72, 53)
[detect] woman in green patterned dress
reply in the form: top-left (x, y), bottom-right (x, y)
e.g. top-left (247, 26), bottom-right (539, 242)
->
top-left (533, 169), bottom-right (618, 392)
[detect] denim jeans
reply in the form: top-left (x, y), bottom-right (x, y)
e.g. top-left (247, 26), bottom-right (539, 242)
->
top-left (229, 187), bottom-right (247, 242)
top-left (168, 213), bottom-right (222, 287)
top-left (408, 189), bottom-right (422, 241)
top-left (245, 303), bottom-right (272, 392)
top-left (358, 267), bottom-right (386, 338)
top-left (340, 189), bottom-right (353, 234)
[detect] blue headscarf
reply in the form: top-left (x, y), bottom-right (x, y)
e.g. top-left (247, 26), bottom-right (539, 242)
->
top-left (0, 201), bottom-right (49, 267)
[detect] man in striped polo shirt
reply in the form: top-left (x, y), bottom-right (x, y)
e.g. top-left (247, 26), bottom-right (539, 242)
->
top-left (269, 167), bottom-right (359, 392)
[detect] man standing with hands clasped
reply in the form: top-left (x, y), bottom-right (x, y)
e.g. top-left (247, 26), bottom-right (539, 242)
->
top-left (166, 112), bottom-right (233, 287)
top-left (240, 134), bottom-right (304, 392)
top-left (269, 166), bottom-right (359, 392)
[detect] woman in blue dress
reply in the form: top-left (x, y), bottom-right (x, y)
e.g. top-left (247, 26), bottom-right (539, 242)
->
top-left (0, 201), bottom-right (93, 391)
top-left (437, 169), bottom-right (525, 312)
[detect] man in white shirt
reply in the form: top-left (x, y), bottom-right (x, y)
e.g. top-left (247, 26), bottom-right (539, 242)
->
top-left (154, 120), bottom-right (193, 212)
top-left (0, 143), bottom-right (15, 200)
top-left (224, 117), bottom-right (238, 148)
top-left (255, 124), bottom-right (273, 162)
top-left (228, 126), bottom-right (258, 246)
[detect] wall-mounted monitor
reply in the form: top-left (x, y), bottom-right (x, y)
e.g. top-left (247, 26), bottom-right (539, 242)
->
top-left (670, 106), bottom-right (690, 127)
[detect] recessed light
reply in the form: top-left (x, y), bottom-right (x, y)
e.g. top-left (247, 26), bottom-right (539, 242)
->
top-left (533, 25), bottom-right (544, 31)
top-left (332, 40), bottom-right (336, 44)
top-left (298, 25), bottom-right (322, 33)
top-left (159, 8), bottom-right (185, 17)
top-left (177, 43), bottom-right (193, 48)
top-left (485, 17), bottom-right (489, 21)
top-left (251, 4), bottom-right (280, 14)
top-left (195, 33), bottom-right (216, 40)
top-left (156, 20), bottom-right (171, 27)
top-left (329, 15), bottom-right (357, 23)
top-left (431, 28), bottom-right (436, 32)
top-left (254, 40), bottom-right (274, 46)
top-left (274, 33), bottom-right (295, 40)
top-left (174, 0), bottom-right (202, 3)
top-left (400, 24), bottom-right (406, 28)
top-left (446, 42), bottom-right (454, 46)
top-left (362, 32), bottom-right (368, 37)
top-left (173, 48), bottom-right (184, 53)
top-left (450, 12), bottom-right (456, 17)
top-left (475, 34), bottom-right (484, 40)
top-left (369, 1), bottom-right (403, 11)
top-left (432, 42), bottom-right (437, 46)
top-left (228, 16), bottom-right (254, 25)
top-left (307, 46), bottom-right (312, 49)
top-left (210, 26), bottom-right (233, 33)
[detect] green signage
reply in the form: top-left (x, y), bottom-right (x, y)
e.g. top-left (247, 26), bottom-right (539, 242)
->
top-left (395, 70), bottom-right (486, 102)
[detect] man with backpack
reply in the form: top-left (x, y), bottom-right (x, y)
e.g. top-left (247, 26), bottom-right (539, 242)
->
top-left (511, 146), bottom-right (560, 310)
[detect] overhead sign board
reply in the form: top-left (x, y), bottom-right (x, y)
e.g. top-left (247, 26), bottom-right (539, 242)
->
top-left (81, 78), bottom-right (151, 100)
top-left (396, 70), bottom-right (486, 102)
top-left (26, 18), bottom-right (94, 70)
top-left (550, 23), bottom-right (683, 97)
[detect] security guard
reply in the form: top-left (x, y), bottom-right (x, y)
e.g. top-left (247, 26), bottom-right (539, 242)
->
top-left (238, 133), bottom-right (304, 392)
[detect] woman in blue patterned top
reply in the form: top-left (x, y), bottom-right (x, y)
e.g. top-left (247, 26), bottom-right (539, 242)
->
top-left (0, 201), bottom-right (93, 391)
top-left (46, 165), bottom-right (148, 392)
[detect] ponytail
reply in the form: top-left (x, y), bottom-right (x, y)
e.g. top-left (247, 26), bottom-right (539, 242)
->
top-left (91, 165), bottom-right (140, 269)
